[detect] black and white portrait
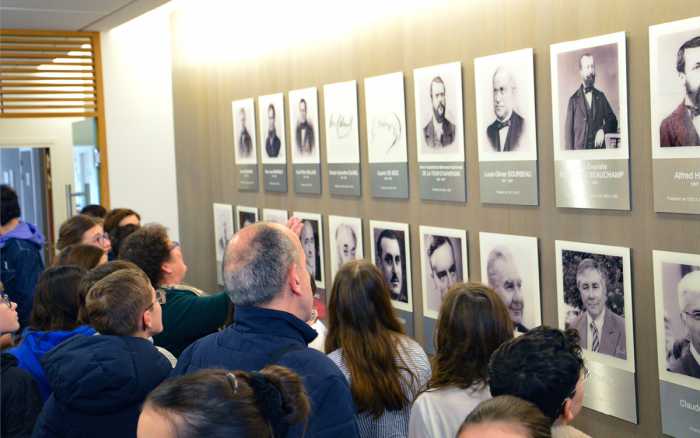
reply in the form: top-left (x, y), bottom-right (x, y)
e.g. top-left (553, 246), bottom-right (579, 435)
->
top-left (328, 215), bottom-right (363, 281)
top-left (419, 226), bottom-right (468, 319)
top-left (556, 240), bottom-right (634, 371)
top-left (479, 232), bottom-right (541, 334)
top-left (213, 203), bottom-right (234, 285)
top-left (261, 208), bottom-right (288, 225)
top-left (293, 211), bottom-right (325, 289)
top-left (289, 87), bottom-right (320, 164)
top-left (365, 72), bottom-right (408, 164)
top-left (324, 81), bottom-right (360, 165)
top-left (258, 93), bottom-right (287, 164)
top-left (651, 17), bottom-right (700, 159)
top-left (475, 48), bottom-right (537, 162)
top-left (232, 98), bottom-right (257, 164)
top-left (413, 62), bottom-right (464, 162)
top-left (370, 220), bottom-right (412, 312)
top-left (235, 206), bottom-right (258, 232)
top-left (551, 32), bottom-right (629, 160)
top-left (653, 250), bottom-right (700, 390)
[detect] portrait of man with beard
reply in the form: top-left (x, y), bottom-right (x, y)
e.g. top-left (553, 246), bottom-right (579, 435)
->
top-left (564, 53), bottom-right (618, 149)
top-left (423, 76), bottom-right (456, 148)
top-left (660, 36), bottom-right (700, 147)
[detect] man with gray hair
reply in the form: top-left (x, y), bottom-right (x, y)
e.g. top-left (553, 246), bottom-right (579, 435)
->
top-left (487, 246), bottom-right (527, 334)
top-left (668, 270), bottom-right (700, 378)
top-left (487, 66), bottom-right (524, 152)
top-left (172, 220), bottom-right (360, 438)
top-left (335, 224), bottom-right (357, 270)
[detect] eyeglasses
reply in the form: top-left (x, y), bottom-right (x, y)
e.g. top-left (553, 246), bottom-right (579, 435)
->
top-left (0, 294), bottom-right (12, 309)
top-left (147, 289), bottom-right (167, 310)
top-left (168, 241), bottom-right (180, 251)
top-left (684, 311), bottom-right (700, 321)
top-left (90, 233), bottom-right (110, 245)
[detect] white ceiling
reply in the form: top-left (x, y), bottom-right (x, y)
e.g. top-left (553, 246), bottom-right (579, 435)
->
top-left (0, 0), bottom-right (170, 31)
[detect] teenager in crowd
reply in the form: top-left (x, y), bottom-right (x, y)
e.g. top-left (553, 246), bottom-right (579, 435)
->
top-left (104, 208), bottom-right (141, 260)
top-left (458, 395), bottom-right (552, 438)
top-left (79, 205), bottom-right (107, 219)
top-left (55, 244), bottom-right (107, 270)
top-left (56, 214), bottom-right (112, 255)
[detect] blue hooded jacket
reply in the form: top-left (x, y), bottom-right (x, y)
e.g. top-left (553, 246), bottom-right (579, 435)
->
top-left (31, 335), bottom-right (171, 438)
top-left (0, 221), bottom-right (45, 327)
top-left (172, 306), bottom-right (360, 438)
top-left (9, 326), bottom-right (96, 401)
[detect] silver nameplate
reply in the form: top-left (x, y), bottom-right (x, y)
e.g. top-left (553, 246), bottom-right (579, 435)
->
top-left (554, 159), bottom-right (630, 210)
top-left (583, 361), bottom-right (637, 423)
top-left (238, 165), bottom-right (259, 192)
top-left (263, 164), bottom-right (288, 193)
top-left (370, 162), bottom-right (409, 199)
top-left (293, 163), bottom-right (321, 194)
top-left (419, 162), bottom-right (467, 202)
top-left (479, 161), bottom-right (538, 205)
top-left (660, 381), bottom-right (700, 437)
top-left (653, 158), bottom-right (700, 214)
top-left (328, 163), bottom-right (361, 196)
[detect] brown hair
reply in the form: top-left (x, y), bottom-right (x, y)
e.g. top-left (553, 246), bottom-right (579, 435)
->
top-left (458, 395), bottom-right (553, 438)
top-left (104, 208), bottom-right (140, 234)
top-left (57, 214), bottom-right (101, 251)
top-left (324, 259), bottom-right (415, 417)
top-left (85, 268), bottom-right (152, 336)
top-left (77, 260), bottom-right (141, 324)
top-left (30, 265), bottom-right (86, 331)
top-left (426, 283), bottom-right (513, 392)
top-left (54, 244), bottom-right (105, 271)
top-left (119, 224), bottom-right (171, 287)
top-left (144, 366), bottom-right (310, 438)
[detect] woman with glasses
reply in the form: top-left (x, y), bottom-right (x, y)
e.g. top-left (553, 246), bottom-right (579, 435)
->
top-left (32, 268), bottom-right (172, 438)
top-left (56, 214), bottom-right (112, 255)
top-left (0, 290), bottom-right (43, 438)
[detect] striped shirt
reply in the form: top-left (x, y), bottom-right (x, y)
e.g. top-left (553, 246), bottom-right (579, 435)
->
top-left (328, 336), bottom-right (431, 438)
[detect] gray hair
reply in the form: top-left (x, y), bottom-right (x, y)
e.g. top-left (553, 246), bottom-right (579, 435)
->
top-left (223, 224), bottom-right (297, 305)
top-left (486, 246), bottom-right (514, 287)
top-left (678, 270), bottom-right (700, 311)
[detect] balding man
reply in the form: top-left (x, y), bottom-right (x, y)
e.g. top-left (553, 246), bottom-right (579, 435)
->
top-left (487, 67), bottom-right (524, 152)
top-left (172, 221), bottom-right (360, 438)
top-left (668, 271), bottom-right (700, 378)
top-left (487, 247), bottom-right (527, 334)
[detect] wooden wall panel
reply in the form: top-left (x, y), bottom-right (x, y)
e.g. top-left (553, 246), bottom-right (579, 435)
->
top-left (170, 2), bottom-right (700, 436)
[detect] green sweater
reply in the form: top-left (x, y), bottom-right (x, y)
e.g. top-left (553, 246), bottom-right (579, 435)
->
top-left (153, 285), bottom-right (231, 357)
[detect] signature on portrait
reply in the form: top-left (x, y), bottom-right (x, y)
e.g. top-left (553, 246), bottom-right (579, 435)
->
top-left (370, 112), bottom-right (402, 154)
top-left (329, 113), bottom-right (354, 139)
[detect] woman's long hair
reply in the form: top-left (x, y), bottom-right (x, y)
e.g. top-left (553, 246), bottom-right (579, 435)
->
top-left (325, 260), bottom-right (415, 417)
top-left (426, 283), bottom-right (513, 392)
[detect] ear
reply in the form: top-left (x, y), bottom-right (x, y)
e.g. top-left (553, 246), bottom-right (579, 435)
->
top-left (161, 260), bottom-right (173, 276)
top-left (142, 309), bottom-right (153, 332)
top-left (561, 398), bottom-right (575, 423)
top-left (288, 262), bottom-right (303, 298)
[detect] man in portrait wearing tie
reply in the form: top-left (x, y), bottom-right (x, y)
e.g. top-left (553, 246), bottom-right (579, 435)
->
top-left (423, 76), bottom-right (456, 148)
top-left (265, 103), bottom-right (281, 158)
top-left (564, 54), bottom-right (618, 150)
top-left (237, 108), bottom-right (253, 158)
top-left (295, 98), bottom-right (315, 155)
top-left (660, 36), bottom-right (700, 147)
top-left (570, 258), bottom-right (626, 360)
top-left (487, 67), bottom-right (524, 152)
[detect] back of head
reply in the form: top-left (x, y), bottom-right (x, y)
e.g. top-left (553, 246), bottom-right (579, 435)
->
top-left (80, 204), bottom-right (107, 219)
top-left (30, 265), bottom-right (87, 331)
top-left (488, 326), bottom-right (584, 421)
top-left (119, 224), bottom-right (170, 287)
top-left (142, 365), bottom-right (310, 438)
top-left (104, 208), bottom-right (141, 234)
top-left (85, 268), bottom-right (152, 336)
top-left (57, 214), bottom-right (100, 251)
top-left (429, 283), bottom-right (513, 391)
top-left (77, 260), bottom-right (141, 323)
top-left (325, 259), bottom-right (410, 417)
top-left (109, 223), bottom-right (140, 258)
top-left (223, 223), bottom-right (297, 305)
top-left (55, 244), bottom-right (105, 270)
top-left (0, 184), bottom-right (20, 226)
top-left (458, 395), bottom-right (553, 438)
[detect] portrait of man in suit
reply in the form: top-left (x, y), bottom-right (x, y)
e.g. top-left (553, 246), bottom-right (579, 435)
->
top-left (668, 270), bottom-right (700, 378)
top-left (334, 224), bottom-right (358, 271)
top-left (265, 103), bottom-right (281, 158)
top-left (295, 98), bottom-right (315, 155)
top-left (487, 67), bottom-right (524, 152)
top-left (487, 246), bottom-right (528, 334)
top-left (301, 220), bottom-right (320, 282)
top-left (564, 54), bottom-right (618, 150)
top-left (237, 107), bottom-right (253, 158)
top-left (427, 236), bottom-right (459, 302)
top-left (423, 76), bottom-right (456, 148)
top-left (570, 258), bottom-right (626, 359)
top-left (660, 36), bottom-right (700, 147)
top-left (376, 229), bottom-right (407, 303)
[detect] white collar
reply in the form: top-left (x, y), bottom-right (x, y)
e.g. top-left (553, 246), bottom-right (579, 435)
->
top-left (588, 307), bottom-right (606, 328)
top-left (691, 342), bottom-right (700, 365)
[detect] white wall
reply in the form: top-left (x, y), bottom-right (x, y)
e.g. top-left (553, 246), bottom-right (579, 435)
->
top-left (101, 2), bottom-right (180, 240)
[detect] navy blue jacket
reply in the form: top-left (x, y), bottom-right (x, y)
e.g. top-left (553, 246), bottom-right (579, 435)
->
top-left (32, 335), bottom-right (171, 438)
top-left (1, 234), bottom-right (44, 328)
top-left (173, 306), bottom-right (360, 438)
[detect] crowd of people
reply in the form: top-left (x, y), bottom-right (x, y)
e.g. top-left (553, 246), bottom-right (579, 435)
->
top-left (1, 183), bottom-right (591, 438)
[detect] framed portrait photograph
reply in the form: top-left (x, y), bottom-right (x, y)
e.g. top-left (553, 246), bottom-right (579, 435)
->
top-left (288, 87), bottom-right (320, 164)
top-left (413, 62), bottom-right (464, 163)
top-left (261, 208), bottom-right (288, 225)
top-left (653, 250), bottom-right (700, 390)
top-left (364, 72), bottom-right (408, 164)
top-left (323, 80), bottom-right (360, 164)
top-left (258, 93), bottom-right (287, 164)
top-left (369, 220), bottom-right (412, 312)
top-left (650, 16), bottom-right (700, 159)
top-left (292, 211), bottom-right (325, 289)
top-left (328, 215), bottom-right (364, 281)
top-left (555, 240), bottom-right (634, 372)
top-left (212, 203), bottom-right (234, 262)
top-left (235, 205), bottom-right (258, 232)
top-left (479, 232), bottom-right (541, 334)
top-left (232, 98), bottom-right (257, 165)
top-left (419, 226), bottom-right (468, 319)
top-left (550, 32), bottom-right (629, 161)
top-left (474, 48), bottom-right (537, 162)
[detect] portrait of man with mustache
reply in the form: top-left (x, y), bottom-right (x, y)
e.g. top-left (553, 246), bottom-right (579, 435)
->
top-left (660, 36), bottom-right (700, 147)
top-left (423, 76), bottom-right (456, 148)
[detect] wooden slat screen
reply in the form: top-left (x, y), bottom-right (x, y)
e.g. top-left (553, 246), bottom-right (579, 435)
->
top-left (0, 30), bottom-right (100, 118)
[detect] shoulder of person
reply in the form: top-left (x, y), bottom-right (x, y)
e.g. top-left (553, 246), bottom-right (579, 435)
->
top-left (551, 424), bottom-right (592, 438)
top-left (161, 284), bottom-right (206, 296)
